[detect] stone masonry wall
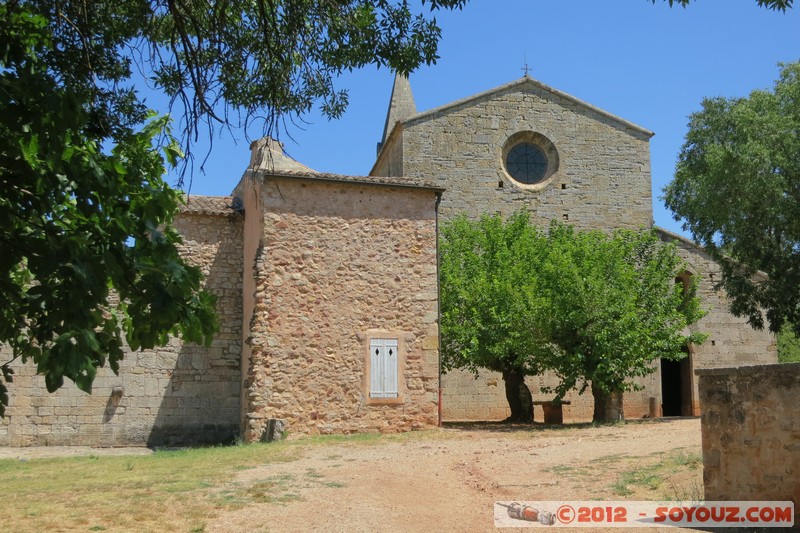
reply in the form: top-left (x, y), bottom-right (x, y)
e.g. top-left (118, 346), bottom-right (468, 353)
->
top-left (243, 178), bottom-right (440, 439)
top-left (0, 209), bottom-right (243, 446)
top-left (404, 82), bottom-right (664, 422)
top-left (663, 233), bottom-right (777, 416)
top-left (402, 83), bottom-right (653, 230)
top-left (373, 126), bottom-right (404, 178)
top-left (698, 363), bottom-right (800, 510)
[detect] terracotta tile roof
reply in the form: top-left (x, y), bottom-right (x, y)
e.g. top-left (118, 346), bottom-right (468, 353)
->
top-left (253, 169), bottom-right (444, 192)
top-left (180, 195), bottom-right (243, 215)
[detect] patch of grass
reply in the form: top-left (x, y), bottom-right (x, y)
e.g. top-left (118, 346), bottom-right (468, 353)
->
top-left (305, 468), bottom-right (323, 479)
top-left (0, 441), bottom-right (300, 532)
top-left (245, 475), bottom-right (303, 504)
top-left (547, 464), bottom-right (591, 477)
top-left (613, 464), bottom-right (664, 496)
top-left (670, 451), bottom-right (702, 469)
top-left (611, 450), bottom-right (703, 497)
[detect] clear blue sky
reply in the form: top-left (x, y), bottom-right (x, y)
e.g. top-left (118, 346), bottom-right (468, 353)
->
top-left (168, 0), bottom-right (800, 238)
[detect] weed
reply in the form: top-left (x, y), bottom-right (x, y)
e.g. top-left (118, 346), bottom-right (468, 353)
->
top-left (547, 464), bottom-right (590, 476)
top-left (610, 449), bottom-right (703, 498)
top-left (595, 453), bottom-right (628, 464)
top-left (305, 469), bottom-right (323, 479)
top-left (670, 451), bottom-right (702, 469)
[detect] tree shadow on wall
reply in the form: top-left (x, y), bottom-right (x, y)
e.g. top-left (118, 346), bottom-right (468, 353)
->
top-left (146, 213), bottom-right (244, 447)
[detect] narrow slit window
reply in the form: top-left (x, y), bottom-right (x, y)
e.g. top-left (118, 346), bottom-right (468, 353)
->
top-left (369, 338), bottom-right (399, 399)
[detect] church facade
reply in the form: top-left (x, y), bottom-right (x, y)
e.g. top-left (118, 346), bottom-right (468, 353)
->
top-left (0, 75), bottom-right (777, 446)
top-left (373, 74), bottom-right (776, 422)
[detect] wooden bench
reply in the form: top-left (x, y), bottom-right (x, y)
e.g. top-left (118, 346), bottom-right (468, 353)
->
top-left (533, 400), bottom-right (571, 424)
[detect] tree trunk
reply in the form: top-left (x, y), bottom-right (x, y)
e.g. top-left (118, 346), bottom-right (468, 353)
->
top-left (502, 369), bottom-right (534, 423)
top-left (591, 383), bottom-right (624, 423)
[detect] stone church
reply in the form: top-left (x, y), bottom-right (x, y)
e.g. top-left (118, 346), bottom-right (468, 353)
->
top-left (0, 75), bottom-right (777, 446)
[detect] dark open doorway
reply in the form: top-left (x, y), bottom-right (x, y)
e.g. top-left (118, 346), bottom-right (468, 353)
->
top-left (661, 345), bottom-right (693, 417)
top-left (661, 357), bottom-right (682, 416)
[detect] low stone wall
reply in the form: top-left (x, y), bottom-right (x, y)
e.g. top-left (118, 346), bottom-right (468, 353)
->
top-left (698, 363), bottom-right (800, 509)
top-left (0, 204), bottom-right (243, 446)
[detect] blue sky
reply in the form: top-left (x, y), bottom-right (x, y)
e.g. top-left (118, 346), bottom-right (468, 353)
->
top-left (166, 0), bottom-right (800, 238)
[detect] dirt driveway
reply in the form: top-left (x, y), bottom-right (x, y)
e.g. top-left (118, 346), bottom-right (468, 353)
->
top-left (211, 418), bottom-right (704, 532)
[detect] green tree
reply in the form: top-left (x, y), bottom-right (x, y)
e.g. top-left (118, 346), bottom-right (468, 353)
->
top-left (663, 62), bottom-right (800, 336)
top-left (440, 213), bottom-right (706, 424)
top-left (0, 1), bottom-right (466, 415)
top-left (655, 0), bottom-right (792, 10)
top-left (439, 212), bottom-right (550, 422)
top-left (537, 225), bottom-right (706, 422)
top-left (777, 328), bottom-right (800, 363)
top-left (9, 0), bottom-right (467, 167)
top-left (0, 12), bottom-right (219, 415)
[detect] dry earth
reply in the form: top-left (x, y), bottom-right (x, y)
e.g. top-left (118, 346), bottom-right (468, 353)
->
top-left (0, 418), bottom-right (709, 532)
top-left (212, 418), bottom-right (705, 532)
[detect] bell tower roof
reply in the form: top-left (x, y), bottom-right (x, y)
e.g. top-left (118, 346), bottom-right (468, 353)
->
top-left (380, 73), bottom-right (417, 147)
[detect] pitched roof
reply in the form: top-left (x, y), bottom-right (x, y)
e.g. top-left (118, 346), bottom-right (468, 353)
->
top-left (402, 75), bottom-right (654, 138)
top-left (180, 195), bottom-right (243, 216)
top-left (245, 136), bottom-right (443, 192)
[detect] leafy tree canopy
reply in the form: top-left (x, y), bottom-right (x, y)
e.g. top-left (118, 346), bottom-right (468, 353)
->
top-left (535, 224), bottom-right (706, 422)
top-left (663, 62), bottom-right (800, 335)
top-left (777, 328), bottom-right (800, 363)
top-left (440, 213), bottom-right (706, 423)
top-left (440, 212), bottom-right (550, 422)
top-left (7, 0), bottom-right (467, 169)
top-left (655, 0), bottom-right (793, 10)
top-left (0, 1), bottom-right (466, 415)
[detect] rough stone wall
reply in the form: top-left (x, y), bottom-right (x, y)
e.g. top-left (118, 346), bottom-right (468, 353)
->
top-left (243, 177), bottom-right (439, 439)
top-left (698, 363), bottom-right (800, 509)
top-left (0, 211), bottom-right (243, 446)
top-left (401, 83), bottom-right (653, 230)
top-left (664, 235), bottom-right (777, 416)
top-left (407, 83), bottom-right (658, 422)
top-left (373, 127), bottom-right (404, 178)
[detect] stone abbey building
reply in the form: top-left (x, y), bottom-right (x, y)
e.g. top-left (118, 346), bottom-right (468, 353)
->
top-left (0, 75), bottom-right (777, 446)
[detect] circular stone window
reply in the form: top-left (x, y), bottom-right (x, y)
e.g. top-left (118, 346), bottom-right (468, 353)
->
top-left (506, 143), bottom-right (548, 184)
top-left (501, 132), bottom-right (559, 189)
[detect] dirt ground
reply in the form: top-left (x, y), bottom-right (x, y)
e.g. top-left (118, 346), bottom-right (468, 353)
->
top-left (212, 418), bottom-right (705, 532)
top-left (0, 418), bottom-right (708, 532)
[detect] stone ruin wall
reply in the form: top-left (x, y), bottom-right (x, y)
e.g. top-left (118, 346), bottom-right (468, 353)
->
top-left (698, 363), bottom-right (800, 512)
top-left (0, 207), bottom-right (243, 446)
top-left (243, 178), bottom-right (440, 439)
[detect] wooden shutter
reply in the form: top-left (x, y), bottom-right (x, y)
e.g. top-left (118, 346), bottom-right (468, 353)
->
top-left (369, 338), bottom-right (398, 398)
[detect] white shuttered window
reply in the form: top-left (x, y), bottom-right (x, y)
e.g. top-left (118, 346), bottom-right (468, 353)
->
top-left (369, 338), bottom-right (398, 398)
